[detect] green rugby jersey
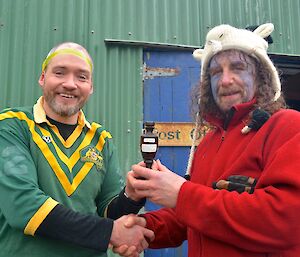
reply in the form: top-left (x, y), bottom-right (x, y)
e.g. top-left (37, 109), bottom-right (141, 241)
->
top-left (0, 97), bottom-right (125, 257)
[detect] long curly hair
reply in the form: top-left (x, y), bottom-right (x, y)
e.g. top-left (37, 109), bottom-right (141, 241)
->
top-left (190, 50), bottom-right (286, 126)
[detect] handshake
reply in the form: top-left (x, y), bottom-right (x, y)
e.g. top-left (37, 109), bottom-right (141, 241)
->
top-left (109, 214), bottom-right (153, 257)
top-left (109, 159), bottom-right (187, 256)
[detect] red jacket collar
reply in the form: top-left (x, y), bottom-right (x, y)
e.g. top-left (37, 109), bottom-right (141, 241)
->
top-left (206, 98), bottom-right (256, 129)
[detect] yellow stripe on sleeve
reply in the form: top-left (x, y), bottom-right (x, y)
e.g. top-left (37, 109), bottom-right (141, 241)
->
top-left (24, 198), bottom-right (59, 236)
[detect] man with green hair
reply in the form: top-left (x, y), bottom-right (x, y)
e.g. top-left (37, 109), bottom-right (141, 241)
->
top-left (0, 42), bottom-right (153, 257)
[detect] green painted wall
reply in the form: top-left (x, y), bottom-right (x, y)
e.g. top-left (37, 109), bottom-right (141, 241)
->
top-left (1, 0), bottom-right (300, 173)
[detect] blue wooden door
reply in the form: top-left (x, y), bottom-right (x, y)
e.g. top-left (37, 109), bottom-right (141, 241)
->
top-left (143, 50), bottom-right (200, 257)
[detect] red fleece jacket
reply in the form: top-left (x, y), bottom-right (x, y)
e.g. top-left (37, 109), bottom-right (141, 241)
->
top-left (143, 101), bottom-right (300, 257)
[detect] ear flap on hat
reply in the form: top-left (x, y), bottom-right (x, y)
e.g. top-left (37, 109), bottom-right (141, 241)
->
top-left (253, 23), bottom-right (274, 39)
top-left (193, 48), bottom-right (204, 62)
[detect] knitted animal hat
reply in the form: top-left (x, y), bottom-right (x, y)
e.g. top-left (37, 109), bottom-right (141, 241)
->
top-left (184, 23), bottom-right (280, 180)
top-left (193, 23), bottom-right (281, 101)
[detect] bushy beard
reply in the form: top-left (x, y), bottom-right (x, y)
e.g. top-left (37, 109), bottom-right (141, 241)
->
top-left (44, 91), bottom-right (85, 117)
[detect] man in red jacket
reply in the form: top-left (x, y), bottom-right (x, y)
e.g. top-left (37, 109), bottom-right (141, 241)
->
top-left (116, 23), bottom-right (300, 257)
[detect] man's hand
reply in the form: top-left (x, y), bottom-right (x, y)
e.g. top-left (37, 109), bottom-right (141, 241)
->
top-left (124, 162), bottom-right (146, 201)
top-left (110, 214), bottom-right (154, 256)
top-left (111, 215), bottom-right (149, 257)
top-left (127, 160), bottom-right (186, 208)
top-left (124, 160), bottom-right (159, 201)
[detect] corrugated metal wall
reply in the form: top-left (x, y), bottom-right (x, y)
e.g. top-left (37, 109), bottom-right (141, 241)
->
top-left (1, 0), bottom-right (300, 173)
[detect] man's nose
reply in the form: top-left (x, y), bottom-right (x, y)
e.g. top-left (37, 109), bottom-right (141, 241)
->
top-left (220, 70), bottom-right (234, 86)
top-left (62, 75), bottom-right (77, 89)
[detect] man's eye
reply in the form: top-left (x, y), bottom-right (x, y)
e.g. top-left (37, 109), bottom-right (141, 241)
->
top-left (233, 64), bottom-right (246, 71)
top-left (78, 74), bottom-right (88, 81)
top-left (55, 71), bottom-right (64, 76)
top-left (209, 69), bottom-right (221, 77)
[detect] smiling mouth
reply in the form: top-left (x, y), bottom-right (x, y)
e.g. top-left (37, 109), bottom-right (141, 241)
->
top-left (59, 93), bottom-right (76, 99)
top-left (220, 91), bottom-right (240, 97)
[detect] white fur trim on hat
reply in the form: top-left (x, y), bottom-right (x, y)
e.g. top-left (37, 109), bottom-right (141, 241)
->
top-left (193, 23), bottom-right (281, 101)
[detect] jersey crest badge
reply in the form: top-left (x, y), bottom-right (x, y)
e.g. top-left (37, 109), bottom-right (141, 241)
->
top-left (42, 135), bottom-right (52, 143)
top-left (80, 147), bottom-right (103, 170)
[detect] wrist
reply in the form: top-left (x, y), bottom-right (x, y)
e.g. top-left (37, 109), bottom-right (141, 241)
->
top-left (109, 221), bottom-right (119, 246)
top-left (124, 187), bottom-right (144, 203)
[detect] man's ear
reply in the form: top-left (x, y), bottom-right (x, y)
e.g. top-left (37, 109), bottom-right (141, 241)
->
top-left (38, 71), bottom-right (45, 87)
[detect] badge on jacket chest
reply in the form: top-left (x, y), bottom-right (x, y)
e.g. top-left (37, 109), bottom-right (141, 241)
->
top-left (80, 146), bottom-right (103, 170)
